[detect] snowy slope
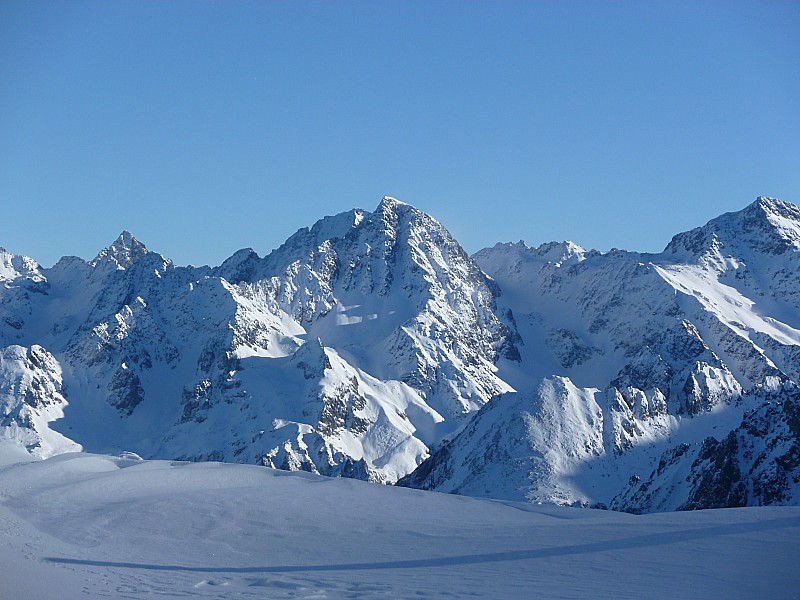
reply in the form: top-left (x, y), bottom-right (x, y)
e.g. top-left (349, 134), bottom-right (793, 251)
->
top-left (0, 247), bottom-right (45, 284)
top-left (400, 377), bottom-right (605, 504)
top-left (1, 446), bottom-right (798, 600)
top-left (0, 344), bottom-right (81, 457)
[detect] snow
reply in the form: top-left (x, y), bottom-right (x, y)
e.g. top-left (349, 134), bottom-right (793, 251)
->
top-left (655, 263), bottom-right (800, 347)
top-left (89, 230), bottom-right (149, 270)
top-left (2, 196), bottom-right (800, 597)
top-left (759, 197), bottom-right (800, 250)
top-left (0, 344), bottom-right (82, 458)
top-left (0, 445), bottom-right (797, 600)
top-left (0, 248), bottom-right (45, 283)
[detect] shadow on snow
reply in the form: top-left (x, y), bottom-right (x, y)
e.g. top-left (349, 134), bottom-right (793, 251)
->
top-left (45, 515), bottom-right (800, 573)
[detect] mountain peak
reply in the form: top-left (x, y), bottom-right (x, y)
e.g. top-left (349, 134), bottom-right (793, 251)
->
top-left (114, 230), bottom-right (142, 247)
top-left (753, 196), bottom-right (799, 216)
top-left (375, 196), bottom-right (421, 221)
top-left (0, 248), bottom-right (45, 283)
top-left (664, 197), bottom-right (800, 258)
top-left (473, 240), bottom-right (589, 279)
top-left (723, 196), bottom-right (800, 254)
top-left (748, 197), bottom-right (800, 248)
top-left (90, 231), bottom-right (149, 270)
top-left (531, 240), bottom-right (588, 266)
top-left (378, 196), bottom-right (408, 210)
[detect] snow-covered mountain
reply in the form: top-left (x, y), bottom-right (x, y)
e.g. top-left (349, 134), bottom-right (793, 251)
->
top-left (0, 198), bottom-right (514, 484)
top-left (400, 197), bottom-right (800, 509)
top-left (2, 195), bottom-right (799, 511)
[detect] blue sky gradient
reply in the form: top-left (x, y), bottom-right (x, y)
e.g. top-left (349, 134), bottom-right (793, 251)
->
top-left (1, 1), bottom-right (798, 267)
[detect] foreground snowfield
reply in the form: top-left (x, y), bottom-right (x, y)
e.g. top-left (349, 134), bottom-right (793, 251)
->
top-left (1, 444), bottom-right (798, 600)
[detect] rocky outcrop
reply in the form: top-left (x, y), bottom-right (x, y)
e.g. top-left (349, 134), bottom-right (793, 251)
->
top-left (612, 383), bottom-right (800, 513)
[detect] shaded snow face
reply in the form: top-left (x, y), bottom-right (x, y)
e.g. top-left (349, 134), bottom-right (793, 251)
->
top-left (611, 382), bottom-right (800, 513)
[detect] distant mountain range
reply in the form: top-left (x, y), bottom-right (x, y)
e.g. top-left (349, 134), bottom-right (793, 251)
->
top-left (2, 196), bottom-right (798, 512)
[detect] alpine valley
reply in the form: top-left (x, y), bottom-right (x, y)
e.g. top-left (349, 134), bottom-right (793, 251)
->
top-left (2, 196), bottom-right (799, 513)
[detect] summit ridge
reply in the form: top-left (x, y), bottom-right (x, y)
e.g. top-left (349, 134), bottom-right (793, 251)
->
top-left (90, 230), bottom-right (149, 270)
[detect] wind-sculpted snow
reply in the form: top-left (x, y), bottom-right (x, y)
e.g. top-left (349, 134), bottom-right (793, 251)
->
top-left (2, 448), bottom-right (798, 599)
top-left (1, 195), bottom-right (799, 511)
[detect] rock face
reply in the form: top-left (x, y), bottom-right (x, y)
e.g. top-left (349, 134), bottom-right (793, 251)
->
top-left (610, 382), bottom-right (800, 513)
top-left (2, 195), bottom-right (800, 510)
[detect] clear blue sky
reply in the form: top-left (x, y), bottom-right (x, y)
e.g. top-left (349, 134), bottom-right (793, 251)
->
top-left (1, 1), bottom-right (798, 267)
